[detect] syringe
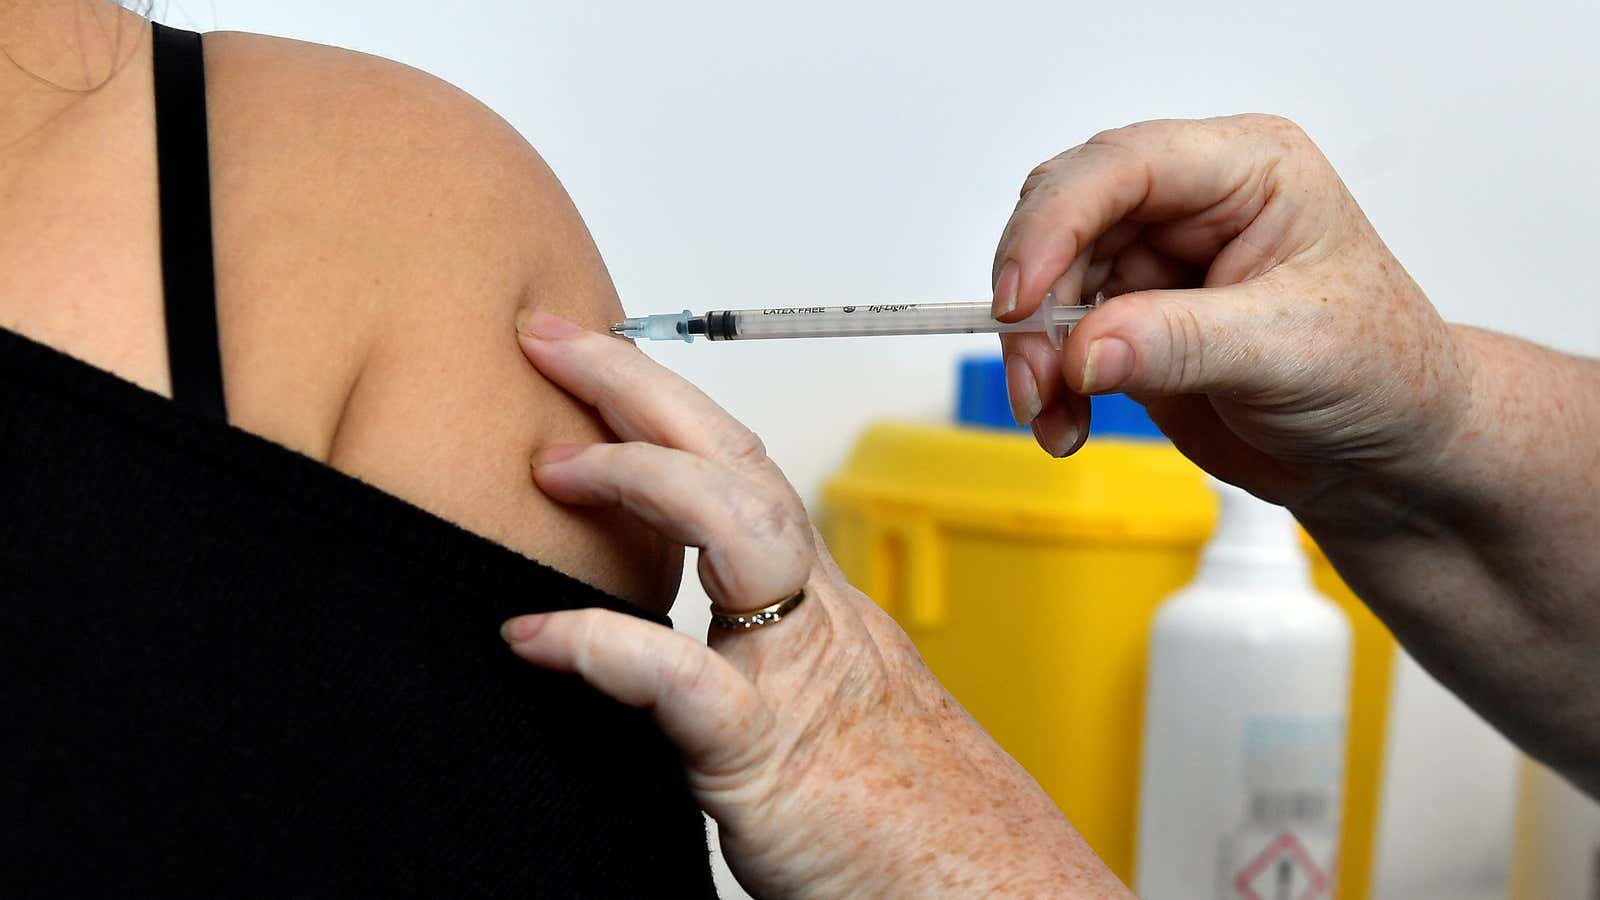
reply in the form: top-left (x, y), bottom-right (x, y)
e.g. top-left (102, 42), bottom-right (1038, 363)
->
top-left (612, 291), bottom-right (1103, 349)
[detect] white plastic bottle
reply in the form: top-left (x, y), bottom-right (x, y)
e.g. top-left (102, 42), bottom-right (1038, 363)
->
top-left (1135, 478), bottom-right (1352, 900)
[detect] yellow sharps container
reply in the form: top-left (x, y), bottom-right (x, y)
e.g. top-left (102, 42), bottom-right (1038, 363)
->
top-left (819, 382), bottom-right (1395, 898)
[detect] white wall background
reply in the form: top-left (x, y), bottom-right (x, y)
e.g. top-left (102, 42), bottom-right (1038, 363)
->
top-left (183, 2), bottom-right (1600, 897)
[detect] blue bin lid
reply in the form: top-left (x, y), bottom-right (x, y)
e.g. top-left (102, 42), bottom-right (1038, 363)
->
top-left (955, 355), bottom-right (1164, 440)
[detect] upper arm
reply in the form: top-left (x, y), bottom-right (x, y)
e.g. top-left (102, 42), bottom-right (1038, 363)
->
top-left (204, 32), bottom-right (682, 610)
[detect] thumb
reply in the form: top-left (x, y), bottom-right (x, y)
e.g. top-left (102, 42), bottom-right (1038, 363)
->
top-left (1064, 282), bottom-right (1289, 397)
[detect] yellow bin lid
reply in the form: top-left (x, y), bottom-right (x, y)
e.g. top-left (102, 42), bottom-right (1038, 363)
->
top-left (822, 421), bottom-right (1217, 545)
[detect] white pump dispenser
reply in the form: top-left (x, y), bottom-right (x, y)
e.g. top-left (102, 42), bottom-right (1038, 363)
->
top-left (1135, 478), bottom-right (1353, 899)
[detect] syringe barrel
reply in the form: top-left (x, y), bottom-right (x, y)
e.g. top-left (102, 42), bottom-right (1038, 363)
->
top-left (712, 302), bottom-right (997, 340)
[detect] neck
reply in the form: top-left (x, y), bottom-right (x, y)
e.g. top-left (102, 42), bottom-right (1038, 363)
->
top-left (0, 1), bottom-right (146, 148)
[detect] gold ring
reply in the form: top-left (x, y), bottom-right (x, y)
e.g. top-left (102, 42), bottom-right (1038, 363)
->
top-left (709, 589), bottom-right (807, 630)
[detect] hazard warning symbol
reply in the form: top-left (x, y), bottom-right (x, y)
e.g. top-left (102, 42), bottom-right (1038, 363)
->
top-left (1232, 832), bottom-right (1330, 900)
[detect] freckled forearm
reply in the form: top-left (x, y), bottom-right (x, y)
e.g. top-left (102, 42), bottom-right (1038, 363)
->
top-left (1297, 324), bottom-right (1600, 785)
top-left (1435, 325), bottom-right (1600, 532)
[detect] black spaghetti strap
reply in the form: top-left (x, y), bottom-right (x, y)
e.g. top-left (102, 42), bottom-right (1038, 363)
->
top-left (151, 23), bottom-right (227, 423)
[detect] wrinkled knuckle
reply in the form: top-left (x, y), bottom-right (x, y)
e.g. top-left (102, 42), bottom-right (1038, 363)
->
top-left (661, 640), bottom-right (717, 698)
top-left (609, 442), bottom-right (659, 479)
top-left (1159, 302), bottom-right (1210, 393)
top-left (1088, 118), bottom-right (1166, 151)
top-left (598, 349), bottom-right (650, 398)
top-left (1238, 111), bottom-right (1293, 132)
top-left (1007, 200), bottom-right (1052, 231)
top-left (735, 491), bottom-right (795, 542)
top-left (1021, 155), bottom-right (1060, 193)
top-left (1250, 113), bottom-right (1313, 153)
top-left (569, 609), bottom-right (608, 673)
top-left (1085, 125), bottom-right (1126, 148)
top-left (710, 424), bottom-right (766, 465)
top-left (1269, 113), bottom-right (1310, 139)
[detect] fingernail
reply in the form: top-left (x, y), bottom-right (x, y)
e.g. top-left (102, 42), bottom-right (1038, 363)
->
top-left (1004, 355), bottom-right (1042, 425)
top-left (1032, 414), bottom-right (1080, 459)
top-left (501, 615), bottom-right (547, 643)
top-left (518, 310), bottom-right (583, 341)
top-left (532, 444), bottom-right (585, 467)
top-left (992, 259), bottom-right (1019, 319)
top-left (1081, 337), bottom-right (1133, 393)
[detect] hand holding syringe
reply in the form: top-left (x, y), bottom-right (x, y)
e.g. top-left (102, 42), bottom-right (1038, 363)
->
top-left (612, 291), bottom-right (1103, 349)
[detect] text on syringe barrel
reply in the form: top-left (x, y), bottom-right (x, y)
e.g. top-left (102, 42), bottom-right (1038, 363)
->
top-left (716, 302), bottom-right (1001, 340)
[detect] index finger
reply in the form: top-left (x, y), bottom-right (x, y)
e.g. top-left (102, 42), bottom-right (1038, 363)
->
top-left (517, 310), bottom-right (772, 468)
top-left (993, 115), bottom-right (1294, 322)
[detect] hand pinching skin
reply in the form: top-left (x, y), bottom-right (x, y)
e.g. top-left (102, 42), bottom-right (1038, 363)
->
top-left (504, 310), bottom-right (1132, 900)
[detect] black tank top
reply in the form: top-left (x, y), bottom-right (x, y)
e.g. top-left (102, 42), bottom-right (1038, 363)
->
top-left (1, 24), bottom-right (716, 897)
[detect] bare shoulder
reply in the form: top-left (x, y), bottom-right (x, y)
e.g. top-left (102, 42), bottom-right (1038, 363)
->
top-left (202, 32), bottom-right (680, 609)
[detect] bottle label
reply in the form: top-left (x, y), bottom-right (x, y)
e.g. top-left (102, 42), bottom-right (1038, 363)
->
top-left (1216, 716), bottom-right (1345, 900)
